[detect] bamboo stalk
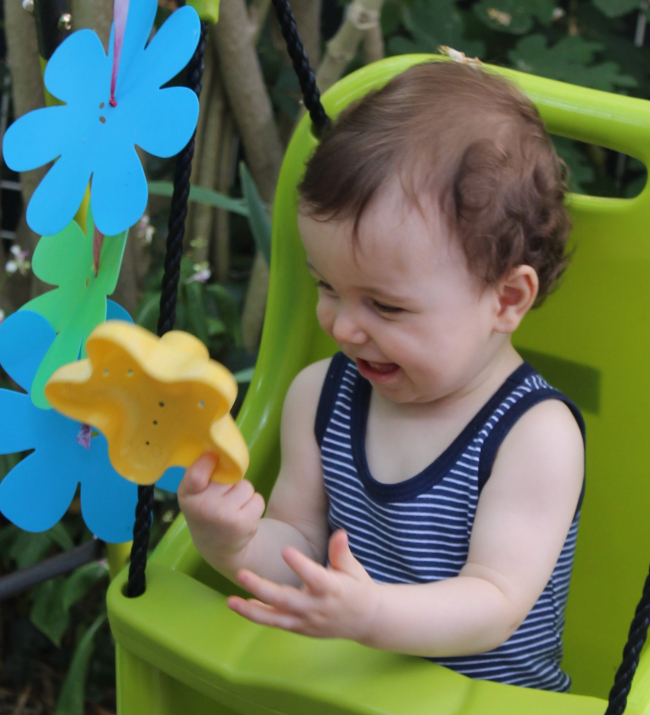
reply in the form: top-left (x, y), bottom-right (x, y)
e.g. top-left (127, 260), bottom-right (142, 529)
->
top-left (187, 35), bottom-right (216, 242)
top-left (212, 113), bottom-right (235, 282)
top-left (192, 66), bottom-right (226, 264)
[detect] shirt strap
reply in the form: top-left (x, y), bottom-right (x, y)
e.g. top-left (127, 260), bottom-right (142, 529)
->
top-left (314, 352), bottom-right (351, 447)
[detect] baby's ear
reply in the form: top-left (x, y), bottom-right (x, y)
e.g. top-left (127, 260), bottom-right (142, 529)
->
top-left (494, 265), bottom-right (539, 333)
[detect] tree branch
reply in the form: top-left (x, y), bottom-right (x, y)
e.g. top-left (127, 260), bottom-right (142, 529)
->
top-left (212, 0), bottom-right (283, 203)
top-left (71, 0), bottom-right (112, 49)
top-left (3, 0), bottom-right (47, 303)
top-left (364, 23), bottom-right (385, 64)
top-left (212, 0), bottom-right (284, 350)
top-left (292, 0), bottom-right (323, 68)
top-left (316, 0), bottom-right (384, 93)
top-left (250, 0), bottom-right (271, 45)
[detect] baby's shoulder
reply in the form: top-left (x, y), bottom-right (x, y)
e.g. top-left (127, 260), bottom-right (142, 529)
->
top-left (490, 398), bottom-right (584, 503)
top-left (289, 358), bottom-right (332, 395)
top-left (504, 398), bottom-right (584, 456)
top-left (282, 358), bottom-right (332, 420)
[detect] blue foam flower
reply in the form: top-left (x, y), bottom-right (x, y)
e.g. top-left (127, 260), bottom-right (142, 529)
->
top-left (0, 310), bottom-right (183, 543)
top-left (2, 0), bottom-right (200, 237)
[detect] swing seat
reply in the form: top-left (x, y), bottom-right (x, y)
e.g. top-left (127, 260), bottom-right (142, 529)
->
top-left (107, 55), bottom-right (650, 714)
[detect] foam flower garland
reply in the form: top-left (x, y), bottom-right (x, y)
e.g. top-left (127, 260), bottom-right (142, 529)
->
top-left (0, 310), bottom-right (182, 543)
top-left (2, 0), bottom-right (200, 236)
top-left (22, 209), bottom-right (127, 409)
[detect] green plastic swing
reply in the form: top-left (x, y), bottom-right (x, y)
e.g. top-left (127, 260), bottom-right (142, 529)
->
top-left (107, 54), bottom-right (650, 714)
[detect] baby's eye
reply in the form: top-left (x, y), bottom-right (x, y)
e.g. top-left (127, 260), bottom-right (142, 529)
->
top-left (373, 300), bottom-right (402, 314)
top-left (316, 279), bottom-right (334, 291)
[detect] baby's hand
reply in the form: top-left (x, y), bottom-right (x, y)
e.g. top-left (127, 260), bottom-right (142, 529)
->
top-left (227, 530), bottom-right (378, 642)
top-left (178, 453), bottom-right (266, 570)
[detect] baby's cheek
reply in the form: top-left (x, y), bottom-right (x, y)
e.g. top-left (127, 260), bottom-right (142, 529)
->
top-left (316, 300), bottom-right (334, 335)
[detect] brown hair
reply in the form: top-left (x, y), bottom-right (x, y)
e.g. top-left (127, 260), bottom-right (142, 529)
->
top-left (298, 61), bottom-right (571, 307)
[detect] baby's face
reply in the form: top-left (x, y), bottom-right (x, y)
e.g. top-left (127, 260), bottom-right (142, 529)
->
top-left (298, 180), bottom-right (505, 405)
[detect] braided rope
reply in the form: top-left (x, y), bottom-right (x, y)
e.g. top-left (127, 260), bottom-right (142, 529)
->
top-left (270, 0), bottom-right (330, 134)
top-left (126, 21), bottom-right (208, 598)
top-left (605, 563), bottom-right (650, 714)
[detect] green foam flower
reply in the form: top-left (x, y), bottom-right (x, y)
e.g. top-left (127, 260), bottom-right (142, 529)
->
top-left (21, 209), bottom-right (127, 408)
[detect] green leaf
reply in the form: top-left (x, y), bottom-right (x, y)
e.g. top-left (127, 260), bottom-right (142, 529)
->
top-left (508, 34), bottom-right (638, 92)
top-left (206, 316), bottom-right (226, 336)
top-left (388, 0), bottom-right (484, 58)
top-left (134, 291), bottom-right (161, 333)
top-left (239, 163), bottom-right (272, 266)
top-left (30, 560), bottom-right (107, 646)
top-left (382, 0), bottom-right (404, 35)
top-left (551, 137), bottom-right (596, 194)
top-left (148, 182), bottom-right (249, 216)
top-left (232, 366), bottom-right (255, 384)
top-left (473, 0), bottom-right (556, 34)
top-left (624, 173), bottom-right (647, 198)
top-left (61, 561), bottom-right (107, 611)
top-left (54, 614), bottom-right (106, 715)
top-left (206, 283), bottom-right (243, 347)
top-left (49, 522), bottom-right (75, 551)
top-left (8, 524), bottom-right (73, 570)
top-left (30, 578), bottom-right (69, 645)
top-left (0, 452), bottom-right (20, 481)
top-left (9, 531), bottom-right (53, 569)
top-left (184, 281), bottom-right (209, 344)
top-left (593, 0), bottom-right (641, 18)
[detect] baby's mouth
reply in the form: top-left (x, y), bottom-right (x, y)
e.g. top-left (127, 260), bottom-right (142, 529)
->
top-left (357, 358), bottom-right (401, 381)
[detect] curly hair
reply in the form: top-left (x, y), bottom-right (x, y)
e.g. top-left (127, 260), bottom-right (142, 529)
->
top-left (298, 61), bottom-right (571, 307)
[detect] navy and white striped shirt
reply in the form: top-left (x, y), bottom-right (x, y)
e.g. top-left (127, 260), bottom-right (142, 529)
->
top-left (315, 354), bottom-right (585, 692)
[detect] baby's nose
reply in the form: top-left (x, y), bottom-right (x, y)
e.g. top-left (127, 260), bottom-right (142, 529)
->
top-left (332, 309), bottom-right (367, 345)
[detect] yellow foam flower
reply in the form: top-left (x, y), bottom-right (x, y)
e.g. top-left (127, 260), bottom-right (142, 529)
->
top-left (45, 321), bottom-right (249, 485)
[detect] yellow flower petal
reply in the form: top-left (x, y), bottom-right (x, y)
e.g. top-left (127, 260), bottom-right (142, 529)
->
top-left (45, 321), bottom-right (249, 485)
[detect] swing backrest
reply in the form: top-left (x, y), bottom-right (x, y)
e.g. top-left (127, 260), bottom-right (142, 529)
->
top-left (110, 56), bottom-right (650, 707)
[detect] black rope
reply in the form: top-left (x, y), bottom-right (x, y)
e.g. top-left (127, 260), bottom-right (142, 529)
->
top-left (605, 563), bottom-right (650, 714)
top-left (270, 0), bottom-right (330, 135)
top-left (126, 21), bottom-right (208, 599)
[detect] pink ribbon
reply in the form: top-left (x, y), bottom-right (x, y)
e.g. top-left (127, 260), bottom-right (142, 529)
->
top-left (110, 0), bottom-right (129, 107)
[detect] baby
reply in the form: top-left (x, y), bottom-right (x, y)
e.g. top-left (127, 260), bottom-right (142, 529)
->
top-left (178, 61), bottom-right (585, 692)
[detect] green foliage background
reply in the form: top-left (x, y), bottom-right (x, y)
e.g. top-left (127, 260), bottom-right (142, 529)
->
top-left (1, 1), bottom-right (649, 713)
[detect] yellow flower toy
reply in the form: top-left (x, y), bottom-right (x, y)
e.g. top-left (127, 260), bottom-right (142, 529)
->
top-left (45, 321), bottom-right (249, 485)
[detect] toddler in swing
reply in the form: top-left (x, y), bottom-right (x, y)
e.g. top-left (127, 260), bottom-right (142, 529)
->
top-left (178, 61), bottom-right (585, 692)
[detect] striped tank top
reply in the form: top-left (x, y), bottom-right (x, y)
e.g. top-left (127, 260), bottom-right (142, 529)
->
top-left (315, 353), bottom-right (585, 692)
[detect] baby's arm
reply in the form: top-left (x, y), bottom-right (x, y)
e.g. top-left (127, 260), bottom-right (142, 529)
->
top-left (228, 399), bottom-right (584, 657)
top-left (178, 359), bottom-right (331, 586)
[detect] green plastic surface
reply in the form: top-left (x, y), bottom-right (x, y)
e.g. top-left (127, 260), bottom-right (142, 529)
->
top-left (108, 56), bottom-right (650, 714)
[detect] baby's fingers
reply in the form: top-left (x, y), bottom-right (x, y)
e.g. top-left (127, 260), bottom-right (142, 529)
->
top-left (227, 596), bottom-right (302, 631)
top-left (236, 569), bottom-right (310, 614)
top-left (282, 547), bottom-right (331, 596)
top-left (178, 452), bottom-right (220, 498)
